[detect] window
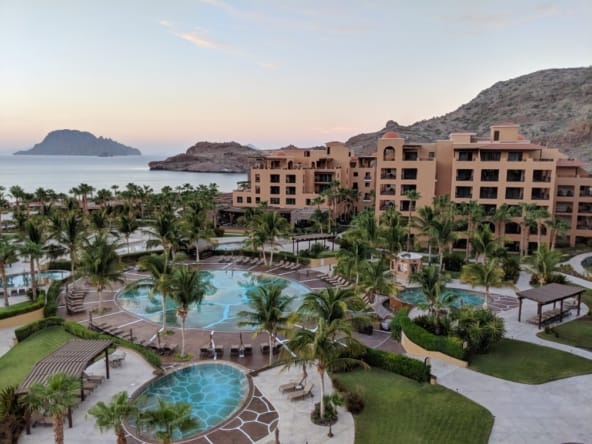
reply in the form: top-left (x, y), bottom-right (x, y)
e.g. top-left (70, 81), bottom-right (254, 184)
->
top-left (326, 146), bottom-right (331, 155)
top-left (270, 174), bottom-right (280, 183)
top-left (383, 147), bottom-right (395, 161)
top-left (305, 199), bottom-right (312, 205)
top-left (286, 198), bottom-right (296, 205)
top-left (505, 187), bottom-right (523, 200)
top-left (270, 161), bottom-right (281, 169)
top-left (506, 170), bottom-right (524, 182)
top-left (270, 198), bottom-right (280, 205)
top-left (455, 187), bottom-right (472, 198)
top-left (236, 196), bottom-right (243, 203)
top-left (458, 151), bottom-right (473, 161)
top-left (532, 188), bottom-right (549, 200)
top-left (255, 197), bottom-right (260, 203)
top-left (286, 175), bottom-right (296, 183)
top-left (353, 172), bottom-right (358, 177)
top-left (255, 174), bottom-right (260, 183)
top-left (403, 151), bottom-right (418, 161)
top-left (481, 169), bottom-right (499, 181)
top-left (270, 186), bottom-right (280, 195)
top-left (401, 184), bottom-right (416, 195)
top-left (479, 187), bottom-right (498, 199)
top-left (255, 186), bottom-right (260, 194)
top-left (246, 197), bottom-right (252, 204)
top-left (456, 169), bottom-right (473, 181)
top-left (315, 173), bottom-right (333, 183)
top-left (533, 170), bottom-right (551, 182)
top-left (381, 168), bottom-right (396, 179)
top-left (557, 186), bottom-right (574, 197)
top-left (402, 168), bottom-right (417, 180)
top-left (429, 152), bottom-right (435, 159)
top-left (508, 152), bottom-right (523, 161)
top-left (480, 151), bottom-right (501, 161)
top-left (286, 186), bottom-right (296, 195)
top-left (304, 151), bottom-right (310, 157)
top-left (494, 130), bottom-right (500, 141)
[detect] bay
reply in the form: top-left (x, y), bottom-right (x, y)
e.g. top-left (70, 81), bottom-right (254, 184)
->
top-left (0, 155), bottom-right (246, 194)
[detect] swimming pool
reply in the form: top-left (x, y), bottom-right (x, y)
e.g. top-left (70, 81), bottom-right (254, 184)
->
top-left (0, 270), bottom-right (70, 288)
top-left (397, 287), bottom-right (485, 307)
top-left (117, 270), bottom-right (309, 331)
top-left (133, 363), bottom-right (250, 440)
top-left (214, 241), bottom-right (245, 251)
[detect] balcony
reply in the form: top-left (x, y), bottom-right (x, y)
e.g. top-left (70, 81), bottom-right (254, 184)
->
top-left (403, 152), bottom-right (418, 161)
top-left (580, 186), bottom-right (592, 197)
top-left (505, 188), bottom-right (524, 200)
top-left (481, 170), bottom-right (499, 182)
top-left (506, 170), bottom-right (525, 182)
top-left (380, 169), bottom-right (396, 180)
top-left (285, 175), bottom-right (296, 184)
top-left (555, 204), bottom-right (573, 214)
top-left (531, 188), bottom-right (550, 200)
top-left (402, 169), bottom-right (418, 180)
top-left (578, 204), bottom-right (592, 214)
top-left (457, 151), bottom-right (474, 161)
top-left (557, 187), bottom-right (574, 197)
top-left (455, 187), bottom-right (472, 199)
top-left (364, 174), bottom-right (372, 182)
top-left (479, 188), bottom-right (498, 199)
top-left (533, 170), bottom-right (552, 182)
top-left (379, 201), bottom-right (395, 211)
top-left (380, 188), bottom-right (396, 196)
top-left (314, 173), bottom-right (333, 183)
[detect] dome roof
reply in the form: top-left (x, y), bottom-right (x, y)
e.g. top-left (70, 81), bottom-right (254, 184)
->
top-left (382, 131), bottom-right (400, 139)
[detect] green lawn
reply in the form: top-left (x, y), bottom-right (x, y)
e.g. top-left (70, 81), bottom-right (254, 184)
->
top-left (537, 291), bottom-right (592, 350)
top-left (470, 338), bottom-right (592, 384)
top-left (0, 326), bottom-right (74, 391)
top-left (334, 369), bottom-right (493, 444)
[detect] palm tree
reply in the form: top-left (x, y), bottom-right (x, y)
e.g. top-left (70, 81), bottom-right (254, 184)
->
top-left (524, 244), bottom-right (563, 285)
top-left (145, 210), bottom-right (179, 265)
top-left (532, 207), bottom-right (550, 247)
top-left (518, 203), bottom-right (537, 257)
top-left (237, 283), bottom-right (295, 366)
top-left (9, 185), bottom-right (25, 207)
top-left (181, 200), bottom-right (214, 263)
top-left (79, 235), bottom-right (123, 313)
top-left (19, 240), bottom-right (43, 300)
top-left (432, 217), bottom-right (458, 271)
top-left (170, 266), bottom-right (212, 356)
top-left (358, 258), bottom-right (394, 303)
top-left (404, 190), bottom-right (421, 251)
top-left (0, 186), bottom-right (9, 236)
top-left (379, 206), bottom-right (405, 255)
top-left (412, 205), bottom-right (437, 263)
top-left (298, 287), bottom-right (371, 331)
top-left (0, 238), bottom-right (18, 307)
top-left (87, 391), bottom-right (139, 444)
top-left (460, 259), bottom-right (505, 309)
top-left (27, 373), bottom-right (80, 444)
top-left (252, 211), bottom-right (290, 265)
top-left (409, 265), bottom-right (451, 319)
top-left (458, 200), bottom-right (484, 258)
top-left (117, 211), bottom-right (139, 254)
top-left (492, 203), bottom-right (517, 241)
top-left (50, 210), bottom-right (86, 275)
top-left (349, 209), bottom-right (380, 250)
top-left (138, 399), bottom-right (197, 444)
top-left (546, 217), bottom-right (570, 249)
top-left (139, 254), bottom-right (174, 331)
top-left (335, 240), bottom-right (367, 286)
top-left (470, 224), bottom-right (500, 263)
top-left (287, 318), bottom-right (367, 420)
top-left (90, 208), bottom-right (112, 234)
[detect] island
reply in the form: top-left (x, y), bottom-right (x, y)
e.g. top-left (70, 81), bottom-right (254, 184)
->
top-left (15, 129), bottom-right (141, 156)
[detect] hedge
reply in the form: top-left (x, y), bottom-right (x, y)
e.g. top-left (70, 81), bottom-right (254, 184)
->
top-left (0, 292), bottom-right (45, 321)
top-left (14, 317), bottom-right (161, 369)
top-left (43, 281), bottom-right (62, 317)
top-left (391, 308), bottom-right (465, 360)
top-left (363, 348), bottom-right (431, 383)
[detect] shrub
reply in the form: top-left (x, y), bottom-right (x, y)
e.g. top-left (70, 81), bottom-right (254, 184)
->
top-left (450, 307), bottom-right (505, 354)
top-left (501, 255), bottom-right (521, 282)
top-left (344, 391), bottom-right (365, 414)
top-left (0, 293), bottom-right (45, 321)
top-left (15, 317), bottom-right (64, 341)
top-left (213, 227), bottom-right (225, 237)
top-left (391, 308), bottom-right (465, 360)
top-left (300, 242), bottom-right (328, 258)
top-left (363, 348), bottom-right (431, 383)
top-left (43, 281), bottom-right (62, 317)
top-left (310, 397), bottom-right (338, 426)
top-left (443, 253), bottom-right (465, 272)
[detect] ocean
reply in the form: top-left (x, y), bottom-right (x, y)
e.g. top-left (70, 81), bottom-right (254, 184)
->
top-left (0, 155), bottom-right (246, 194)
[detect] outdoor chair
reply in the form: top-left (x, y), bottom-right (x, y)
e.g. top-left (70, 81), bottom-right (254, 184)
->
top-left (288, 383), bottom-right (314, 401)
top-left (279, 380), bottom-right (305, 393)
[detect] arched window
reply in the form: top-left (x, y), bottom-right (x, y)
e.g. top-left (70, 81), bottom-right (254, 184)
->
top-left (384, 146), bottom-right (395, 161)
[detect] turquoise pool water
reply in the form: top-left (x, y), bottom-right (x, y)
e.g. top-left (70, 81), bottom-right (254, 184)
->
top-left (214, 242), bottom-right (244, 251)
top-left (134, 363), bottom-right (249, 439)
top-left (0, 270), bottom-right (70, 288)
top-left (397, 287), bottom-right (485, 307)
top-left (118, 270), bottom-right (309, 331)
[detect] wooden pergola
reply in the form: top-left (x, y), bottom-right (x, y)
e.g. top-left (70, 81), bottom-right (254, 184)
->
top-left (18, 339), bottom-right (113, 431)
top-left (516, 283), bottom-right (584, 329)
top-left (291, 233), bottom-right (336, 255)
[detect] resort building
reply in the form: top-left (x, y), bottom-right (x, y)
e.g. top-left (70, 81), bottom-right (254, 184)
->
top-left (231, 123), bottom-right (592, 247)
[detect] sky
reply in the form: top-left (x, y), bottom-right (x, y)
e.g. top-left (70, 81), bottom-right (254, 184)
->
top-left (0, 0), bottom-right (590, 155)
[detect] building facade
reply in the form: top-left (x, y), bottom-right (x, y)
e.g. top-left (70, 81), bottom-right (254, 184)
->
top-left (232, 123), bottom-right (592, 247)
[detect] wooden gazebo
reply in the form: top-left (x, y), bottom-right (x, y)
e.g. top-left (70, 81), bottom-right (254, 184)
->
top-left (18, 339), bottom-right (113, 430)
top-left (516, 283), bottom-right (584, 329)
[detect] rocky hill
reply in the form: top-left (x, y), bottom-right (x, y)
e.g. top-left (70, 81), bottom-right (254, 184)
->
top-left (148, 141), bottom-right (263, 173)
top-left (346, 67), bottom-right (592, 159)
top-left (15, 129), bottom-right (141, 156)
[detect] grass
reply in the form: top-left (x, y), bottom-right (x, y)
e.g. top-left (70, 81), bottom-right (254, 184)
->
top-left (334, 369), bottom-right (493, 444)
top-left (0, 326), bottom-right (74, 391)
top-left (537, 291), bottom-right (592, 350)
top-left (470, 338), bottom-right (592, 384)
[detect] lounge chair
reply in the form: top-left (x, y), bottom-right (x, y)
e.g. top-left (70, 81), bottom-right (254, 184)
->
top-left (200, 346), bottom-right (211, 358)
top-left (279, 380), bottom-right (305, 393)
top-left (288, 383), bottom-right (314, 401)
top-left (230, 344), bottom-right (240, 356)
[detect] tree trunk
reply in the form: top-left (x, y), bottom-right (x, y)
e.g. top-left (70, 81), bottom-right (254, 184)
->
top-left (319, 367), bottom-right (326, 420)
top-left (181, 315), bottom-right (186, 357)
top-left (30, 257), bottom-right (37, 299)
top-left (195, 241), bottom-right (200, 263)
top-left (116, 426), bottom-right (128, 444)
top-left (97, 287), bottom-right (104, 313)
top-left (162, 291), bottom-right (167, 330)
top-left (53, 415), bottom-right (64, 444)
top-left (1, 266), bottom-right (8, 308)
top-left (268, 331), bottom-right (274, 367)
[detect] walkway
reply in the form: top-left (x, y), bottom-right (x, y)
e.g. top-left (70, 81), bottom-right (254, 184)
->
top-left (562, 251), bottom-right (592, 275)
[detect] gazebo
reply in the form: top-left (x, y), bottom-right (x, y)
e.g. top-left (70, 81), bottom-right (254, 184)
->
top-left (516, 283), bottom-right (584, 329)
top-left (291, 233), bottom-right (336, 255)
top-left (18, 339), bottom-right (113, 430)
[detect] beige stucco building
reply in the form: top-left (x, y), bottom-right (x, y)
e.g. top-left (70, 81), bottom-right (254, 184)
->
top-left (232, 123), bottom-right (592, 247)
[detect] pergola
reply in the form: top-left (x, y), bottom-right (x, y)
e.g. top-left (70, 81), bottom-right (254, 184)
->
top-left (18, 339), bottom-right (113, 430)
top-left (516, 283), bottom-right (584, 329)
top-left (291, 233), bottom-right (336, 255)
